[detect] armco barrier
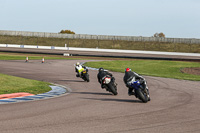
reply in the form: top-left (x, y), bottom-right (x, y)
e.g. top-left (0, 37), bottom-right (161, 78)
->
top-left (1, 44), bottom-right (200, 57)
top-left (0, 30), bottom-right (200, 44)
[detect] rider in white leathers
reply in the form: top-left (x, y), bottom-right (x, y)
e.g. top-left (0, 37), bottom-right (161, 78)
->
top-left (75, 62), bottom-right (84, 77)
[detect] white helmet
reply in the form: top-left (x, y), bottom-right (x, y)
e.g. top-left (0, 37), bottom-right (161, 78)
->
top-left (76, 62), bottom-right (80, 66)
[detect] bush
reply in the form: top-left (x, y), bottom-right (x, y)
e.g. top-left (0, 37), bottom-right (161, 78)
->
top-left (154, 32), bottom-right (165, 38)
top-left (59, 29), bottom-right (75, 34)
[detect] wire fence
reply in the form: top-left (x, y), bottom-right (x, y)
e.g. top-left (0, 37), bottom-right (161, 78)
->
top-left (0, 30), bottom-right (200, 44)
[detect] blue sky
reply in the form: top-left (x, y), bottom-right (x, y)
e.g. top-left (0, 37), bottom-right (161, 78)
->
top-left (0, 0), bottom-right (200, 38)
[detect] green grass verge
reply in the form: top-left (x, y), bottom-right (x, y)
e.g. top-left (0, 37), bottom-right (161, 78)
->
top-left (0, 73), bottom-right (51, 95)
top-left (85, 60), bottom-right (200, 81)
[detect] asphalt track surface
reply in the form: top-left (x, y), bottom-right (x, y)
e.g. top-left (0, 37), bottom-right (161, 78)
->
top-left (0, 59), bottom-right (200, 132)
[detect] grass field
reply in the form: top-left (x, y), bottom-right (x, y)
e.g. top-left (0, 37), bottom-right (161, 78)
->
top-left (85, 60), bottom-right (200, 81)
top-left (0, 73), bottom-right (51, 95)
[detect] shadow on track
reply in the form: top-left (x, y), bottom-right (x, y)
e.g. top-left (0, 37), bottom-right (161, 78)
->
top-left (58, 79), bottom-right (85, 82)
top-left (82, 97), bottom-right (142, 103)
top-left (72, 92), bottom-right (112, 96)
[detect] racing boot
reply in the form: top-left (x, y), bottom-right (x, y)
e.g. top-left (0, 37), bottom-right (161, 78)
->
top-left (101, 83), bottom-right (106, 89)
top-left (146, 87), bottom-right (151, 101)
top-left (128, 88), bottom-right (135, 96)
top-left (114, 82), bottom-right (118, 87)
top-left (128, 92), bottom-right (135, 96)
top-left (76, 73), bottom-right (80, 77)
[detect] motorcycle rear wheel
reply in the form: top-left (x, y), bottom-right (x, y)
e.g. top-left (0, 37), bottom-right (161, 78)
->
top-left (86, 74), bottom-right (90, 82)
top-left (108, 84), bottom-right (118, 95)
top-left (135, 89), bottom-right (148, 103)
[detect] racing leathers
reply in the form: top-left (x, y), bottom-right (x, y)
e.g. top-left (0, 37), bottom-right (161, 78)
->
top-left (75, 65), bottom-right (87, 77)
top-left (123, 70), bottom-right (148, 96)
top-left (97, 70), bottom-right (115, 89)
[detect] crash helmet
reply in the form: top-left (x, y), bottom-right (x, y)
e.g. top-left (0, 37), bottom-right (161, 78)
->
top-left (99, 67), bottom-right (104, 72)
top-left (125, 68), bottom-right (131, 72)
top-left (76, 62), bottom-right (80, 66)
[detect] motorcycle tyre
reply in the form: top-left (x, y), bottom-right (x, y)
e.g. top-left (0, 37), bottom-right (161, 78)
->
top-left (107, 84), bottom-right (118, 95)
top-left (135, 89), bottom-right (148, 103)
top-left (82, 74), bottom-right (89, 82)
top-left (85, 74), bottom-right (90, 82)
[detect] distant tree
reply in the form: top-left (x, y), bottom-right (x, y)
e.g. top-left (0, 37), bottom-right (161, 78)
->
top-left (59, 29), bottom-right (75, 34)
top-left (154, 32), bottom-right (165, 38)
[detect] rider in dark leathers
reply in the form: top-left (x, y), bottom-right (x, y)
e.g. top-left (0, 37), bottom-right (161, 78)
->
top-left (97, 68), bottom-right (115, 89)
top-left (123, 68), bottom-right (149, 97)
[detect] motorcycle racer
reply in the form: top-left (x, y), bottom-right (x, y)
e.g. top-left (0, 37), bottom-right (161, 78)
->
top-left (97, 68), bottom-right (115, 89)
top-left (123, 68), bottom-right (149, 99)
top-left (75, 62), bottom-right (85, 77)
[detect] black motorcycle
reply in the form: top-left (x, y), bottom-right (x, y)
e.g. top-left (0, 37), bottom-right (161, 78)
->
top-left (81, 69), bottom-right (89, 82)
top-left (130, 79), bottom-right (150, 103)
top-left (102, 75), bottom-right (118, 95)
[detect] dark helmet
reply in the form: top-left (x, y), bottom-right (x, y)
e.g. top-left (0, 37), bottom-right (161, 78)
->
top-left (99, 67), bottom-right (104, 72)
top-left (125, 68), bottom-right (131, 72)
